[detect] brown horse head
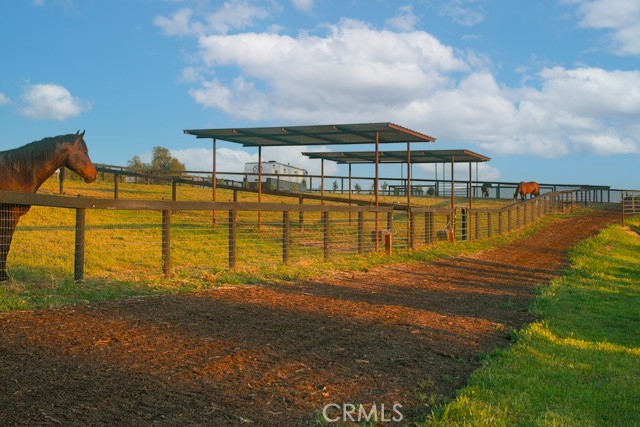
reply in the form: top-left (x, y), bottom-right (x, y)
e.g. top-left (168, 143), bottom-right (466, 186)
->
top-left (65, 130), bottom-right (98, 183)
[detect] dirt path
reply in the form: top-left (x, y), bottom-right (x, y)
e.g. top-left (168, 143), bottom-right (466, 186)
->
top-left (0, 210), bottom-right (618, 426)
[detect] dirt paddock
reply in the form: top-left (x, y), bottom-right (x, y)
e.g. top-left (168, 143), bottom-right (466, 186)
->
top-left (0, 211), bottom-right (618, 426)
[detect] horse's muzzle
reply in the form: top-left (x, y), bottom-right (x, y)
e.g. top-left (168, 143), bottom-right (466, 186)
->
top-left (84, 167), bottom-right (98, 183)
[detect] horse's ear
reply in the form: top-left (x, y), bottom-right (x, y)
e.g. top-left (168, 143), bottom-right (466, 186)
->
top-left (73, 130), bottom-right (86, 145)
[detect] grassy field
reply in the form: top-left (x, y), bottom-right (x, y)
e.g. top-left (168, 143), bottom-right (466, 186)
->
top-left (49, 174), bottom-right (510, 208)
top-left (423, 215), bottom-right (640, 426)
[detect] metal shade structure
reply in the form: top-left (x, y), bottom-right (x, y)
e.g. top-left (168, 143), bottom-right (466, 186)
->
top-left (183, 122), bottom-right (436, 147)
top-left (302, 149), bottom-right (490, 164)
top-left (302, 149), bottom-right (492, 210)
top-left (183, 123), bottom-right (437, 231)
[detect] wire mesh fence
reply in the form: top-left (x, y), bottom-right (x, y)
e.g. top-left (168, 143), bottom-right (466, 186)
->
top-left (6, 206), bottom-right (76, 281)
top-left (0, 189), bottom-right (604, 282)
top-left (84, 209), bottom-right (164, 280)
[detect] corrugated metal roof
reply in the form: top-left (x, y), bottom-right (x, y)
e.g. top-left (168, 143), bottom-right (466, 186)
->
top-left (302, 149), bottom-right (491, 164)
top-left (183, 122), bottom-right (436, 147)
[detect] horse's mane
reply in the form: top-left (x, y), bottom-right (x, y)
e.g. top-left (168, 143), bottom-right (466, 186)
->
top-left (0, 134), bottom-right (76, 173)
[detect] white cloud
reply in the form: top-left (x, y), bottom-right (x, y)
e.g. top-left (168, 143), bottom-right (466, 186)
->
top-left (190, 19), bottom-right (467, 121)
top-left (291, 0), bottom-right (314, 13)
top-left (534, 67), bottom-right (640, 117)
top-left (205, 1), bottom-right (269, 34)
top-left (0, 93), bottom-right (9, 105)
top-left (154, 1), bottom-right (270, 36)
top-left (572, 0), bottom-right (640, 55)
top-left (439, 0), bottom-right (485, 26)
top-left (18, 83), bottom-right (91, 120)
top-left (165, 145), bottom-right (337, 177)
top-left (170, 147), bottom-right (256, 172)
top-left (421, 67), bottom-right (640, 157)
top-left (180, 66), bottom-right (204, 83)
top-left (572, 133), bottom-right (638, 155)
top-left (159, 5), bottom-right (640, 159)
top-left (154, 8), bottom-right (198, 36)
top-left (417, 162), bottom-right (501, 181)
top-left (32, 0), bottom-right (45, 6)
top-left (386, 5), bottom-right (420, 31)
top-left (476, 163), bottom-right (501, 181)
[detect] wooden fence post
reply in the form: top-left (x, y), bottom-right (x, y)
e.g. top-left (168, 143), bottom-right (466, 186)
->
top-left (282, 210), bottom-right (290, 265)
top-left (114, 173), bottom-right (119, 199)
top-left (172, 180), bottom-right (177, 201)
top-left (298, 196), bottom-right (304, 231)
top-left (409, 210), bottom-right (415, 249)
top-left (162, 210), bottom-right (171, 278)
top-left (357, 211), bottom-right (364, 254)
top-left (474, 211), bottom-right (479, 240)
top-left (228, 210), bottom-right (237, 269)
top-left (323, 211), bottom-right (330, 260)
top-left (460, 208), bottom-right (468, 241)
top-left (59, 167), bottom-right (65, 194)
top-left (74, 208), bottom-right (86, 282)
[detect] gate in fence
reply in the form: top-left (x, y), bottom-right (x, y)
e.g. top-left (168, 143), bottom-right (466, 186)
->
top-left (622, 191), bottom-right (640, 226)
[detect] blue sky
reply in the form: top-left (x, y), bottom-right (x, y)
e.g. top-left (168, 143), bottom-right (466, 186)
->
top-left (1, 0), bottom-right (639, 188)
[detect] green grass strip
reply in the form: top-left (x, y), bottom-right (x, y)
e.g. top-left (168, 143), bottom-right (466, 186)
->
top-left (423, 216), bottom-right (640, 427)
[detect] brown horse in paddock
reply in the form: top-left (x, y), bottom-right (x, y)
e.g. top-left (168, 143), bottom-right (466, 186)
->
top-left (0, 131), bottom-right (97, 281)
top-left (481, 182), bottom-right (493, 197)
top-left (513, 181), bottom-right (540, 202)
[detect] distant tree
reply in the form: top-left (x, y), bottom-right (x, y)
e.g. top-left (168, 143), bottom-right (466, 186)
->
top-left (381, 181), bottom-right (388, 195)
top-left (127, 147), bottom-right (186, 174)
top-left (169, 158), bottom-right (186, 172)
top-left (127, 155), bottom-right (146, 170)
top-left (332, 180), bottom-right (339, 193)
top-left (354, 183), bottom-right (362, 194)
top-left (150, 146), bottom-right (185, 172)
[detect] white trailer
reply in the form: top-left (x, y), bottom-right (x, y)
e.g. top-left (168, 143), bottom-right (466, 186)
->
top-left (244, 161), bottom-right (308, 191)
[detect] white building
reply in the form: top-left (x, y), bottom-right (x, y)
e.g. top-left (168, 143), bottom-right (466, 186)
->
top-left (243, 161), bottom-right (308, 191)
